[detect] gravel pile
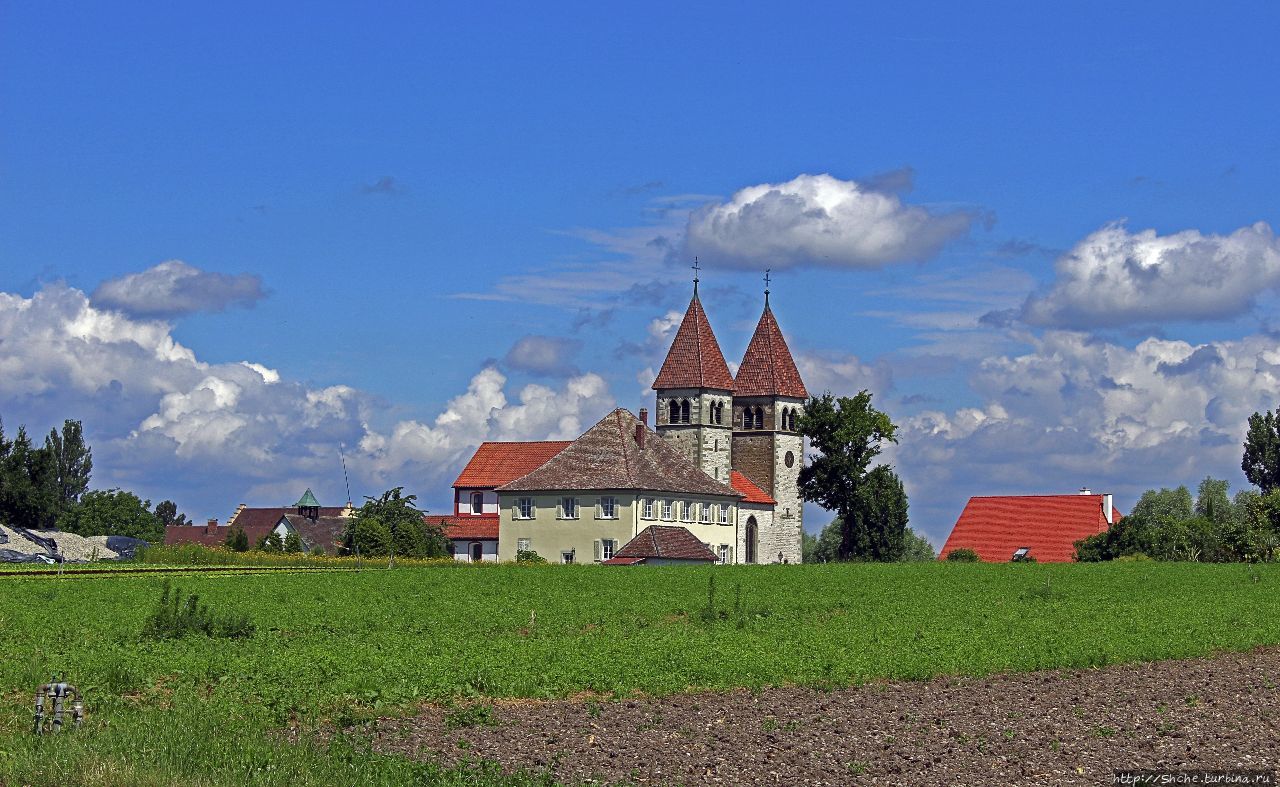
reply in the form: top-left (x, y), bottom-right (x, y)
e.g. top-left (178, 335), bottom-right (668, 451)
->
top-left (0, 526), bottom-right (119, 562)
top-left (371, 647), bottom-right (1280, 786)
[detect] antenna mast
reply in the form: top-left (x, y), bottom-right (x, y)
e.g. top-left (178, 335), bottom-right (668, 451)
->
top-left (339, 445), bottom-right (353, 504)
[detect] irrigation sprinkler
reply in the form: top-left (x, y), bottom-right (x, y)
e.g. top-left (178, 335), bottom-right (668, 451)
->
top-left (32, 679), bottom-right (84, 735)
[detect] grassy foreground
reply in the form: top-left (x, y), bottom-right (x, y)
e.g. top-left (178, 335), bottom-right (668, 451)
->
top-left (1, 561), bottom-right (1278, 785)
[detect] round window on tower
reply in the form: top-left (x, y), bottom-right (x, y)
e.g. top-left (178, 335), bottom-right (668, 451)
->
top-left (784, 451), bottom-right (795, 468)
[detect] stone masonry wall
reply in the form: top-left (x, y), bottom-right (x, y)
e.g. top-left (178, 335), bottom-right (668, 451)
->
top-left (771, 432), bottom-right (804, 563)
top-left (731, 433), bottom-right (774, 492)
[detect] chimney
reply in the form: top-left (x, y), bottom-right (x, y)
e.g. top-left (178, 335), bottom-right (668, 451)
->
top-left (1078, 487), bottom-right (1091, 495)
top-left (205, 518), bottom-right (219, 535)
top-left (639, 408), bottom-right (648, 426)
top-left (635, 422), bottom-right (646, 449)
top-left (1102, 493), bottom-right (1114, 525)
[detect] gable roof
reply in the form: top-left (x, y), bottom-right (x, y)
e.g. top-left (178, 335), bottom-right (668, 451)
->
top-left (280, 514), bottom-right (347, 555)
top-left (652, 293), bottom-right (736, 392)
top-left (734, 303), bottom-right (808, 399)
top-left (453, 441), bottom-right (572, 489)
top-left (497, 409), bottom-right (741, 497)
top-left (939, 494), bottom-right (1120, 563)
top-left (229, 506), bottom-right (347, 530)
top-left (611, 525), bottom-right (719, 562)
top-left (731, 471), bottom-right (776, 505)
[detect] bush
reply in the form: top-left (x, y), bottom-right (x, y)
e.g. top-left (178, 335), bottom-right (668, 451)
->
top-left (515, 550), bottom-right (547, 564)
top-left (945, 548), bottom-right (979, 562)
top-left (140, 580), bottom-right (256, 640)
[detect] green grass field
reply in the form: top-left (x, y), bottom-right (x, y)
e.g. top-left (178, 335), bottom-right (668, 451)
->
top-left (2, 561), bottom-right (1278, 785)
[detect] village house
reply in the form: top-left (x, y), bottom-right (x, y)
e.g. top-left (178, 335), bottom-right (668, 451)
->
top-left (939, 488), bottom-right (1122, 562)
top-left (164, 489), bottom-right (353, 555)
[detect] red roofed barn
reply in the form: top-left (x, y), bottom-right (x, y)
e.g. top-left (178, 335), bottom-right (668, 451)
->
top-left (939, 490), bottom-right (1120, 563)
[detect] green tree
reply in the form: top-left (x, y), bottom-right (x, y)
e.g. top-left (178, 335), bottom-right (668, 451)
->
top-left (58, 488), bottom-right (161, 542)
top-left (900, 527), bottom-right (936, 562)
top-left (224, 526), bottom-right (249, 552)
top-left (283, 531), bottom-right (304, 553)
top-left (44, 419), bottom-right (92, 520)
top-left (804, 519), bottom-right (844, 563)
top-left (0, 425), bottom-right (58, 529)
top-left (1243, 410), bottom-right (1280, 492)
top-left (342, 487), bottom-right (449, 558)
top-left (797, 391), bottom-right (903, 561)
top-left (154, 500), bottom-right (189, 529)
top-left (257, 532), bottom-right (284, 552)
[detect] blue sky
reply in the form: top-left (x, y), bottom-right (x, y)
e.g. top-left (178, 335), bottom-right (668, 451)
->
top-left (2, 2), bottom-right (1278, 544)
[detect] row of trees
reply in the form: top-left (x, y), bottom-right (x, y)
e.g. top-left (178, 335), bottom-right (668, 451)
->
top-left (0, 418), bottom-right (92, 529)
top-left (1075, 408), bottom-right (1280, 562)
top-left (0, 414), bottom-right (189, 543)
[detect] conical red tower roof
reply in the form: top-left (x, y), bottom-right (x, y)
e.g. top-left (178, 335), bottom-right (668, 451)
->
top-left (735, 302), bottom-right (808, 398)
top-left (651, 293), bottom-right (736, 391)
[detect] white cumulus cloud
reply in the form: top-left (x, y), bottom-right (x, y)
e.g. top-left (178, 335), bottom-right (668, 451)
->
top-left (0, 281), bottom-right (615, 517)
top-left (683, 173), bottom-right (976, 270)
top-left (1021, 221), bottom-right (1280, 328)
top-left (92, 260), bottom-right (267, 319)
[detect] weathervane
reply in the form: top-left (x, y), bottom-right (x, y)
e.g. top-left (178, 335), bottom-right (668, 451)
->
top-left (692, 257), bottom-right (701, 294)
top-left (764, 268), bottom-right (771, 305)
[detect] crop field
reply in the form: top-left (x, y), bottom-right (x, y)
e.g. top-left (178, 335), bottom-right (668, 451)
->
top-left (1, 561), bottom-right (1279, 785)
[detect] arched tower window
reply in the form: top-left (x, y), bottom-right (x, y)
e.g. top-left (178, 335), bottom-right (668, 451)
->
top-left (754, 406), bottom-right (764, 430)
top-left (742, 407), bottom-right (754, 429)
top-left (668, 399), bottom-right (680, 425)
top-left (680, 399), bottom-right (691, 424)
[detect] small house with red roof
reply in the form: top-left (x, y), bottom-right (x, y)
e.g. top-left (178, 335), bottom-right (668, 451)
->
top-left (939, 489), bottom-right (1120, 563)
top-left (439, 440), bottom-right (571, 562)
top-left (602, 525), bottom-right (719, 566)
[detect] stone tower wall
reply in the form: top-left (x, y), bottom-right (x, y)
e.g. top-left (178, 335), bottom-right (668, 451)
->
top-left (656, 388), bottom-right (732, 482)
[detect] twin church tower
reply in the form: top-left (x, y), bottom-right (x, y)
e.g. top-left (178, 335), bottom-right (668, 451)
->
top-left (651, 277), bottom-right (808, 541)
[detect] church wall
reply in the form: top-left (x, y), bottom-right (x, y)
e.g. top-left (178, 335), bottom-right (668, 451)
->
top-left (732, 433), bottom-right (774, 493)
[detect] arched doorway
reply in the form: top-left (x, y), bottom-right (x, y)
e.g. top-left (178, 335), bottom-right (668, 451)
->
top-left (745, 516), bottom-right (758, 564)
top-left (470, 542), bottom-right (484, 562)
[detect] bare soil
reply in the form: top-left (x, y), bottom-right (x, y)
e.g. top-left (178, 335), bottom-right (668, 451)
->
top-left (367, 648), bottom-right (1280, 785)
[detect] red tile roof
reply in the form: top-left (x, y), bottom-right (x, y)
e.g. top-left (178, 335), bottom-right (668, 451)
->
top-left (734, 304), bottom-right (808, 399)
top-left (164, 522), bottom-right (278, 548)
top-left (453, 441), bottom-right (572, 489)
top-left (230, 506), bottom-right (346, 530)
top-left (652, 293), bottom-right (736, 392)
top-left (612, 525), bottom-right (719, 562)
top-left (427, 515), bottom-right (499, 541)
top-left (731, 471), bottom-right (776, 505)
top-left (939, 495), bottom-right (1121, 563)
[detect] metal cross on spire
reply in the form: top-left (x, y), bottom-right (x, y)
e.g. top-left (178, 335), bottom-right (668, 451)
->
top-left (692, 257), bottom-right (701, 294)
top-left (764, 268), bottom-right (771, 306)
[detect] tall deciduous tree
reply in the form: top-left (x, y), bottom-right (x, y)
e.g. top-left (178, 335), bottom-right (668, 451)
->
top-left (342, 487), bottom-right (449, 558)
top-left (1243, 410), bottom-right (1280, 493)
top-left (796, 391), bottom-right (904, 561)
top-left (45, 420), bottom-right (92, 518)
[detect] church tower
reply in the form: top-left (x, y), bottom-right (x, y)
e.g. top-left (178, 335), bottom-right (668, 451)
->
top-left (732, 285), bottom-right (807, 562)
top-left (652, 279), bottom-right (735, 483)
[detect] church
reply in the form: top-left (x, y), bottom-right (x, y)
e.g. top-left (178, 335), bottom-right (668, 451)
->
top-left (448, 279), bottom-right (807, 565)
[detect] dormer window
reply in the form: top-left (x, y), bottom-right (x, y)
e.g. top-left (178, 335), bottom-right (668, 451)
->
top-left (470, 492), bottom-right (484, 515)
